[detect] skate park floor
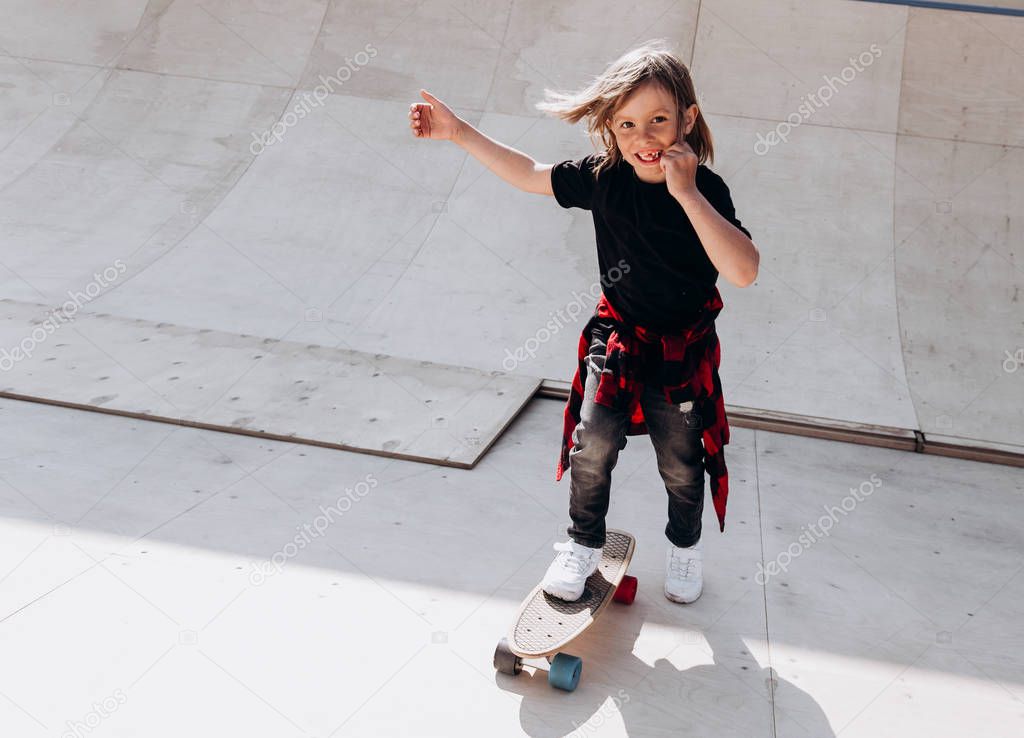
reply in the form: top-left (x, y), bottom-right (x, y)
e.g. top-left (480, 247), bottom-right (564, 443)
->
top-left (1, 394), bottom-right (1021, 738)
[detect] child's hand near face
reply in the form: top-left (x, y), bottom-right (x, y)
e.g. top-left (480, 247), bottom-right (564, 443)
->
top-left (408, 89), bottom-right (462, 141)
top-left (660, 140), bottom-right (700, 199)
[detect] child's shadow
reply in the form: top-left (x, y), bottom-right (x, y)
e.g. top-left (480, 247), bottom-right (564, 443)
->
top-left (495, 598), bottom-right (834, 737)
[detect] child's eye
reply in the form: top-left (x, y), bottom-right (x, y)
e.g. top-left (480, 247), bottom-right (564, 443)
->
top-left (620, 116), bottom-right (668, 128)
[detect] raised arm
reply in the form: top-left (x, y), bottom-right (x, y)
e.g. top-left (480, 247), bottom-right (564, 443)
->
top-left (409, 89), bottom-right (553, 196)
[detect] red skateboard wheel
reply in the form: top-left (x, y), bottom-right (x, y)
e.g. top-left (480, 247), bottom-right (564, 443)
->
top-left (613, 575), bottom-right (638, 604)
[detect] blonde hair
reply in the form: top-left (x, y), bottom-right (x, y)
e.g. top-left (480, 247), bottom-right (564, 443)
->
top-left (536, 39), bottom-right (713, 177)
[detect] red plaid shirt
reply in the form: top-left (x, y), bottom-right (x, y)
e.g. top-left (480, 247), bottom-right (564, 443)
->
top-left (556, 289), bottom-right (731, 532)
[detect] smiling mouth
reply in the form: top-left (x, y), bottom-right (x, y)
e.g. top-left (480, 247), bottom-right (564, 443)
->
top-left (635, 149), bottom-right (662, 163)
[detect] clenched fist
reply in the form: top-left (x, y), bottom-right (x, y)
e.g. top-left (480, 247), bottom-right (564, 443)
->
top-left (408, 89), bottom-right (462, 141)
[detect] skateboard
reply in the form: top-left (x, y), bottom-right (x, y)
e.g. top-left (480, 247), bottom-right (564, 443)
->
top-left (493, 529), bottom-right (637, 692)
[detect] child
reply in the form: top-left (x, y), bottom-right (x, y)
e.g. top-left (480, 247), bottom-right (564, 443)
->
top-left (409, 40), bottom-right (758, 604)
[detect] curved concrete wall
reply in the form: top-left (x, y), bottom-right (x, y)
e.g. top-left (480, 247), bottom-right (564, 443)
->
top-left (0, 1), bottom-right (1019, 450)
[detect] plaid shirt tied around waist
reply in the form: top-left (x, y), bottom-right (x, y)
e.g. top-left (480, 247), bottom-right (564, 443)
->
top-left (555, 289), bottom-right (732, 532)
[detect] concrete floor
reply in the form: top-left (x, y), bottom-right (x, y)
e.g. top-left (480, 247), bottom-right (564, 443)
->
top-left (1, 395), bottom-right (1021, 737)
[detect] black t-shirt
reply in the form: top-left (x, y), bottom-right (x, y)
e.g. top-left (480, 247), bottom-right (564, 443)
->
top-left (551, 152), bottom-right (751, 331)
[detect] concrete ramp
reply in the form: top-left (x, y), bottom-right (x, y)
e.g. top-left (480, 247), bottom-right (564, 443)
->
top-left (0, 1), bottom-right (1020, 457)
top-left (0, 299), bottom-right (538, 467)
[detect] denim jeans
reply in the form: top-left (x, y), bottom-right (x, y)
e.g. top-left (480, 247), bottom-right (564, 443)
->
top-left (567, 327), bottom-right (706, 549)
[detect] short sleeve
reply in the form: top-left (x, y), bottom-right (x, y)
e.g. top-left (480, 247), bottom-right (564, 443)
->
top-left (700, 169), bottom-right (751, 240)
top-left (550, 153), bottom-right (601, 210)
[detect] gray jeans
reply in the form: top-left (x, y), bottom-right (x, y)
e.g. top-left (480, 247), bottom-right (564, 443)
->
top-left (567, 328), bottom-right (706, 549)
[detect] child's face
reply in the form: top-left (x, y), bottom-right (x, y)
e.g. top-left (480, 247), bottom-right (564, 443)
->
top-left (610, 81), bottom-right (698, 181)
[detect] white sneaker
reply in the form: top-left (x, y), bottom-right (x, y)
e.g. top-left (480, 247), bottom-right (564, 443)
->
top-left (541, 540), bottom-right (602, 601)
top-left (665, 539), bottom-right (703, 603)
